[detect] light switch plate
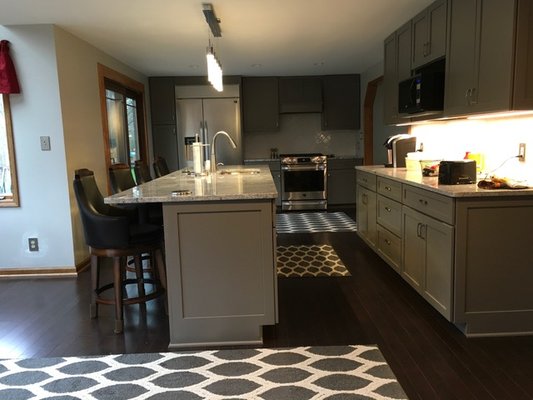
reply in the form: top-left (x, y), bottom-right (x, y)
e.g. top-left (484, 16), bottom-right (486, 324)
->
top-left (40, 136), bottom-right (51, 151)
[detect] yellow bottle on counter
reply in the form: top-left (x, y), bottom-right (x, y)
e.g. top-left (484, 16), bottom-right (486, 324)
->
top-left (466, 152), bottom-right (485, 174)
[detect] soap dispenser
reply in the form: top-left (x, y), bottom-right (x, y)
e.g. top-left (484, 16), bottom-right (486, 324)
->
top-left (192, 133), bottom-right (204, 175)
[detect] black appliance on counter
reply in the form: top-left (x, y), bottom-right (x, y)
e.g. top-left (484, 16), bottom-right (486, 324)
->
top-left (438, 160), bottom-right (477, 184)
top-left (280, 153), bottom-right (327, 211)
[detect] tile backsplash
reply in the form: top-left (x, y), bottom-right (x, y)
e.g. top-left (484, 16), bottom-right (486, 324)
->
top-left (410, 115), bottom-right (533, 185)
top-left (243, 113), bottom-right (359, 159)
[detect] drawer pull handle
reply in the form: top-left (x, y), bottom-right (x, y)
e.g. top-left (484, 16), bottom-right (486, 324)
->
top-left (385, 186), bottom-right (392, 191)
top-left (385, 207), bottom-right (392, 212)
top-left (385, 239), bottom-right (391, 245)
top-left (418, 199), bottom-right (428, 205)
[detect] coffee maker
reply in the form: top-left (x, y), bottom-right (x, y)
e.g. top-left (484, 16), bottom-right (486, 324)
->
top-left (384, 134), bottom-right (417, 168)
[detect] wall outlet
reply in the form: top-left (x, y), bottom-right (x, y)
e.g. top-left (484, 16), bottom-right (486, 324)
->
top-left (40, 136), bottom-right (51, 151)
top-left (28, 237), bottom-right (39, 252)
top-left (518, 143), bottom-right (526, 162)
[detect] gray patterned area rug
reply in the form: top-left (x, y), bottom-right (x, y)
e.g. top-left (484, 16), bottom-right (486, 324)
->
top-left (276, 212), bottom-right (358, 234)
top-left (0, 345), bottom-right (407, 400)
top-left (277, 244), bottom-right (351, 277)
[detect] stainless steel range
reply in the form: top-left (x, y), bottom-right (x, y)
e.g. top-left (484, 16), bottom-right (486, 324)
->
top-left (280, 153), bottom-right (327, 211)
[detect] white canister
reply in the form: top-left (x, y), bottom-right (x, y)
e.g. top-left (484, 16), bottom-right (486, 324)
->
top-left (192, 142), bottom-right (204, 174)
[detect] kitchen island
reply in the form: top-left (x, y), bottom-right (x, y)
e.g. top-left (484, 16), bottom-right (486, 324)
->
top-left (105, 165), bottom-right (278, 348)
top-left (356, 166), bottom-right (533, 336)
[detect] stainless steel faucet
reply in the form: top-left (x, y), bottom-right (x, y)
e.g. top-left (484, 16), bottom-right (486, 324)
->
top-left (210, 131), bottom-right (237, 172)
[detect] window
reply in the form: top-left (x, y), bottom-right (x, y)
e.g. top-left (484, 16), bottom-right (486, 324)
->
top-left (0, 94), bottom-right (19, 207)
top-left (97, 64), bottom-right (147, 188)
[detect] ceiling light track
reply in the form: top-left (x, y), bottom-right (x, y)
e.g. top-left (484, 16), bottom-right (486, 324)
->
top-left (202, 3), bottom-right (222, 37)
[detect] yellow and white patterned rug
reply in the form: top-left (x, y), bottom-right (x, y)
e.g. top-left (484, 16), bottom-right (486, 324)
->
top-left (277, 244), bottom-right (351, 277)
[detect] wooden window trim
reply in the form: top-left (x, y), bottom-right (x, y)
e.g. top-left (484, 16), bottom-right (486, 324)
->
top-left (0, 94), bottom-right (19, 207)
top-left (97, 63), bottom-right (148, 191)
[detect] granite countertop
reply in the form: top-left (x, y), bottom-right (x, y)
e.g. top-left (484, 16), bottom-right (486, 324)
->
top-left (356, 165), bottom-right (533, 198)
top-left (104, 165), bottom-right (278, 204)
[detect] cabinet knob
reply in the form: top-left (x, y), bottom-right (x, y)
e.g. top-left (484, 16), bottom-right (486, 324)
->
top-left (418, 199), bottom-right (428, 205)
top-left (385, 186), bottom-right (392, 191)
top-left (385, 206), bottom-right (392, 212)
top-left (385, 239), bottom-right (391, 245)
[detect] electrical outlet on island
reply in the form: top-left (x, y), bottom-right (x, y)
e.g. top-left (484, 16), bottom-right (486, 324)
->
top-left (28, 237), bottom-right (39, 252)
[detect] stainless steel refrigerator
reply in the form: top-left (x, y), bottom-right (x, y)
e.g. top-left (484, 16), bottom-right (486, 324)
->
top-left (176, 97), bottom-right (242, 169)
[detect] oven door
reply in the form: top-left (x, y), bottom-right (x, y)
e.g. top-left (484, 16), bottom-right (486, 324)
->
top-left (281, 164), bottom-right (327, 201)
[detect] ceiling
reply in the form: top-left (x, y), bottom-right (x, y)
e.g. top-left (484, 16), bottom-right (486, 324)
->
top-left (0, 0), bottom-right (433, 77)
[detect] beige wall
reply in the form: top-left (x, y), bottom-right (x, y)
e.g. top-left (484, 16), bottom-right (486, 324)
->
top-left (53, 26), bottom-right (149, 265)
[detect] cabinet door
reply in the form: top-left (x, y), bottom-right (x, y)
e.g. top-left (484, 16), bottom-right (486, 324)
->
top-left (328, 168), bottom-right (356, 205)
top-left (402, 207), bottom-right (425, 291)
top-left (152, 125), bottom-right (178, 171)
top-left (424, 216), bottom-right (454, 320)
top-left (383, 32), bottom-right (400, 125)
top-left (443, 0), bottom-right (478, 116)
top-left (412, 0), bottom-right (447, 69)
top-left (242, 77), bottom-right (279, 132)
top-left (356, 185), bottom-right (377, 247)
top-left (472, 0), bottom-right (515, 113)
top-left (149, 77), bottom-right (176, 125)
top-left (321, 75), bottom-right (360, 130)
top-left (279, 77), bottom-right (322, 113)
top-left (397, 21), bottom-right (412, 82)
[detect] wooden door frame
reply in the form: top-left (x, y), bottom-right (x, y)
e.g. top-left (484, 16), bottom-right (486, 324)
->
top-left (363, 76), bottom-right (383, 165)
top-left (97, 63), bottom-right (148, 191)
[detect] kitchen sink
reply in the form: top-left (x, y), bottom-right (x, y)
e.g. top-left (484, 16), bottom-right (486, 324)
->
top-left (218, 168), bottom-right (261, 175)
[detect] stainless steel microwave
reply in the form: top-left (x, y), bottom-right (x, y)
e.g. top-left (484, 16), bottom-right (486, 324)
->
top-left (398, 71), bottom-right (445, 116)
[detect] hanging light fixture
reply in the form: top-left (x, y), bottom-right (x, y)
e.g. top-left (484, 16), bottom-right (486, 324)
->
top-left (203, 3), bottom-right (223, 92)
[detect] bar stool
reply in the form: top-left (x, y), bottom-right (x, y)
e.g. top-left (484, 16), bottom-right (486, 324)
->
top-left (73, 169), bottom-right (166, 333)
top-left (133, 160), bottom-right (153, 185)
top-left (153, 156), bottom-right (170, 178)
top-left (109, 163), bottom-right (136, 193)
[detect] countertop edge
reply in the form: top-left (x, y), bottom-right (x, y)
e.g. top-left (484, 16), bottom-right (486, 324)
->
top-left (356, 166), bottom-right (533, 198)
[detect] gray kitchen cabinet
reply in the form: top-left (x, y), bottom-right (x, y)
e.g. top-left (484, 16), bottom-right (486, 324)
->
top-left (242, 77), bottom-right (279, 133)
top-left (383, 21), bottom-right (412, 125)
top-left (356, 170), bottom-right (377, 248)
top-left (402, 205), bottom-right (454, 320)
top-left (279, 77), bottom-right (322, 113)
top-left (412, 0), bottom-right (447, 69)
top-left (152, 124), bottom-right (179, 171)
top-left (444, 0), bottom-right (533, 117)
top-left (149, 77), bottom-right (176, 125)
top-left (327, 158), bottom-right (361, 205)
top-left (321, 75), bottom-right (360, 130)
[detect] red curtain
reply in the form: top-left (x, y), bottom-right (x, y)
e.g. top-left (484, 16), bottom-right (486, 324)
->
top-left (0, 40), bottom-right (20, 94)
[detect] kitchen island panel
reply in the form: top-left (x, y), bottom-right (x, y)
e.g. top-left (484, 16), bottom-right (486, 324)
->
top-left (164, 200), bottom-right (276, 348)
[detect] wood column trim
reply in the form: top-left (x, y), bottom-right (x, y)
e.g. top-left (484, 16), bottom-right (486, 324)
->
top-left (363, 76), bottom-right (383, 166)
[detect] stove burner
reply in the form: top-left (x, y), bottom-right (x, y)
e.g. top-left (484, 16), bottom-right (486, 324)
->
top-left (280, 153), bottom-right (327, 165)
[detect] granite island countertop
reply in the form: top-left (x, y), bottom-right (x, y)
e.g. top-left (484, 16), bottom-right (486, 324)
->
top-left (105, 165), bottom-right (277, 204)
top-left (356, 165), bottom-right (533, 198)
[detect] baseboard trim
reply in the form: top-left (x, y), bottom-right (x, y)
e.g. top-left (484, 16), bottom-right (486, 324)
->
top-left (0, 257), bottom-right (90, 279)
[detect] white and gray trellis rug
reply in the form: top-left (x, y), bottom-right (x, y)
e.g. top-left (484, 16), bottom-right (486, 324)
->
top-left (0, 345), bottom-right (408, 400)
top-left (277, 244), bottom-right (351, 277)
top-left (276, 212), bottom-right (358, 234)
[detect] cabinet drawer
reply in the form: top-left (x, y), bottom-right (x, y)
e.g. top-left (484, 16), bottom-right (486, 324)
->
top-left (356, 170), bottom-right (376, 191)
top-left (377, 177), bottom-right (402, 202)
top-left (403, 185), bottom-right (454, 224)
top-left (377, 195), bottom-right (402, 237)
top-left (377, 225), bottom-right (402, 272)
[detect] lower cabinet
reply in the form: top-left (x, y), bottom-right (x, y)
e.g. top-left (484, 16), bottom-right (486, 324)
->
top-left (356, 185), bottom-right (377, 247)
top-left (402, 206), bottom-right (454, 320)
top-left (328, 158), bottom-right (362, 205)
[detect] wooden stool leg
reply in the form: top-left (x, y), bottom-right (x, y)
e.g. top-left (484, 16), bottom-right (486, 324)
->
top-left (113, 256), bottom-right (124, 334)
top-left (134, 254), bottom-right (146, 298)
top-left (89, 254), bottom-right (98, 319)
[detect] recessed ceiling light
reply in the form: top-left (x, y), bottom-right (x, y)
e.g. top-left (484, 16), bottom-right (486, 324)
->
top-left (313, 62), bottom-right (325, 67)
top-left (188, 64), bottom-right (200, 69)
top-left (250, 63), bottom-right (262, 68)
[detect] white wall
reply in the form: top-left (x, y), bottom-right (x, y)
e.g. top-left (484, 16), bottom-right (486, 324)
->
top-left (0, 25), bottom-right (73, 270)
top-left (0, 25), bottom-right (149, 270)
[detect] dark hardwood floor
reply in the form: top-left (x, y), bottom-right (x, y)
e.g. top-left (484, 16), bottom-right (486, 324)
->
top-left (2, 207), bottom-right (533, 399)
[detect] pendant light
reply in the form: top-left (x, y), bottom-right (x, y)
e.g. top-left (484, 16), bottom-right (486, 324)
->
top-left (203, 3), bottom-right (223, 92)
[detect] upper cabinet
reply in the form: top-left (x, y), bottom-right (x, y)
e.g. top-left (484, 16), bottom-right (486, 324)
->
top-left (241, 77), bottom-right (280, 133)
top-left (149, 77), bottom-right (176, 125)
top-left (321, 75), bottom-right (361, 130)
top-left (444, 0), bottom-right (533, 117)
top-left (412, 0), bottom-right (447, 69)
top-left (384, 21), bottom-right (412, 125)
top-left (278, 77), bottom-right (322, 113)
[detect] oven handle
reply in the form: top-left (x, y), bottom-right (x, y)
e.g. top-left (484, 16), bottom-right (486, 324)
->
top-left (281, 164), bottom-right (327, 171)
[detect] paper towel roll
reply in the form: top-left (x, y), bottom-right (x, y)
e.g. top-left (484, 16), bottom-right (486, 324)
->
top-left (192, 143), bottom-right (203, 174)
